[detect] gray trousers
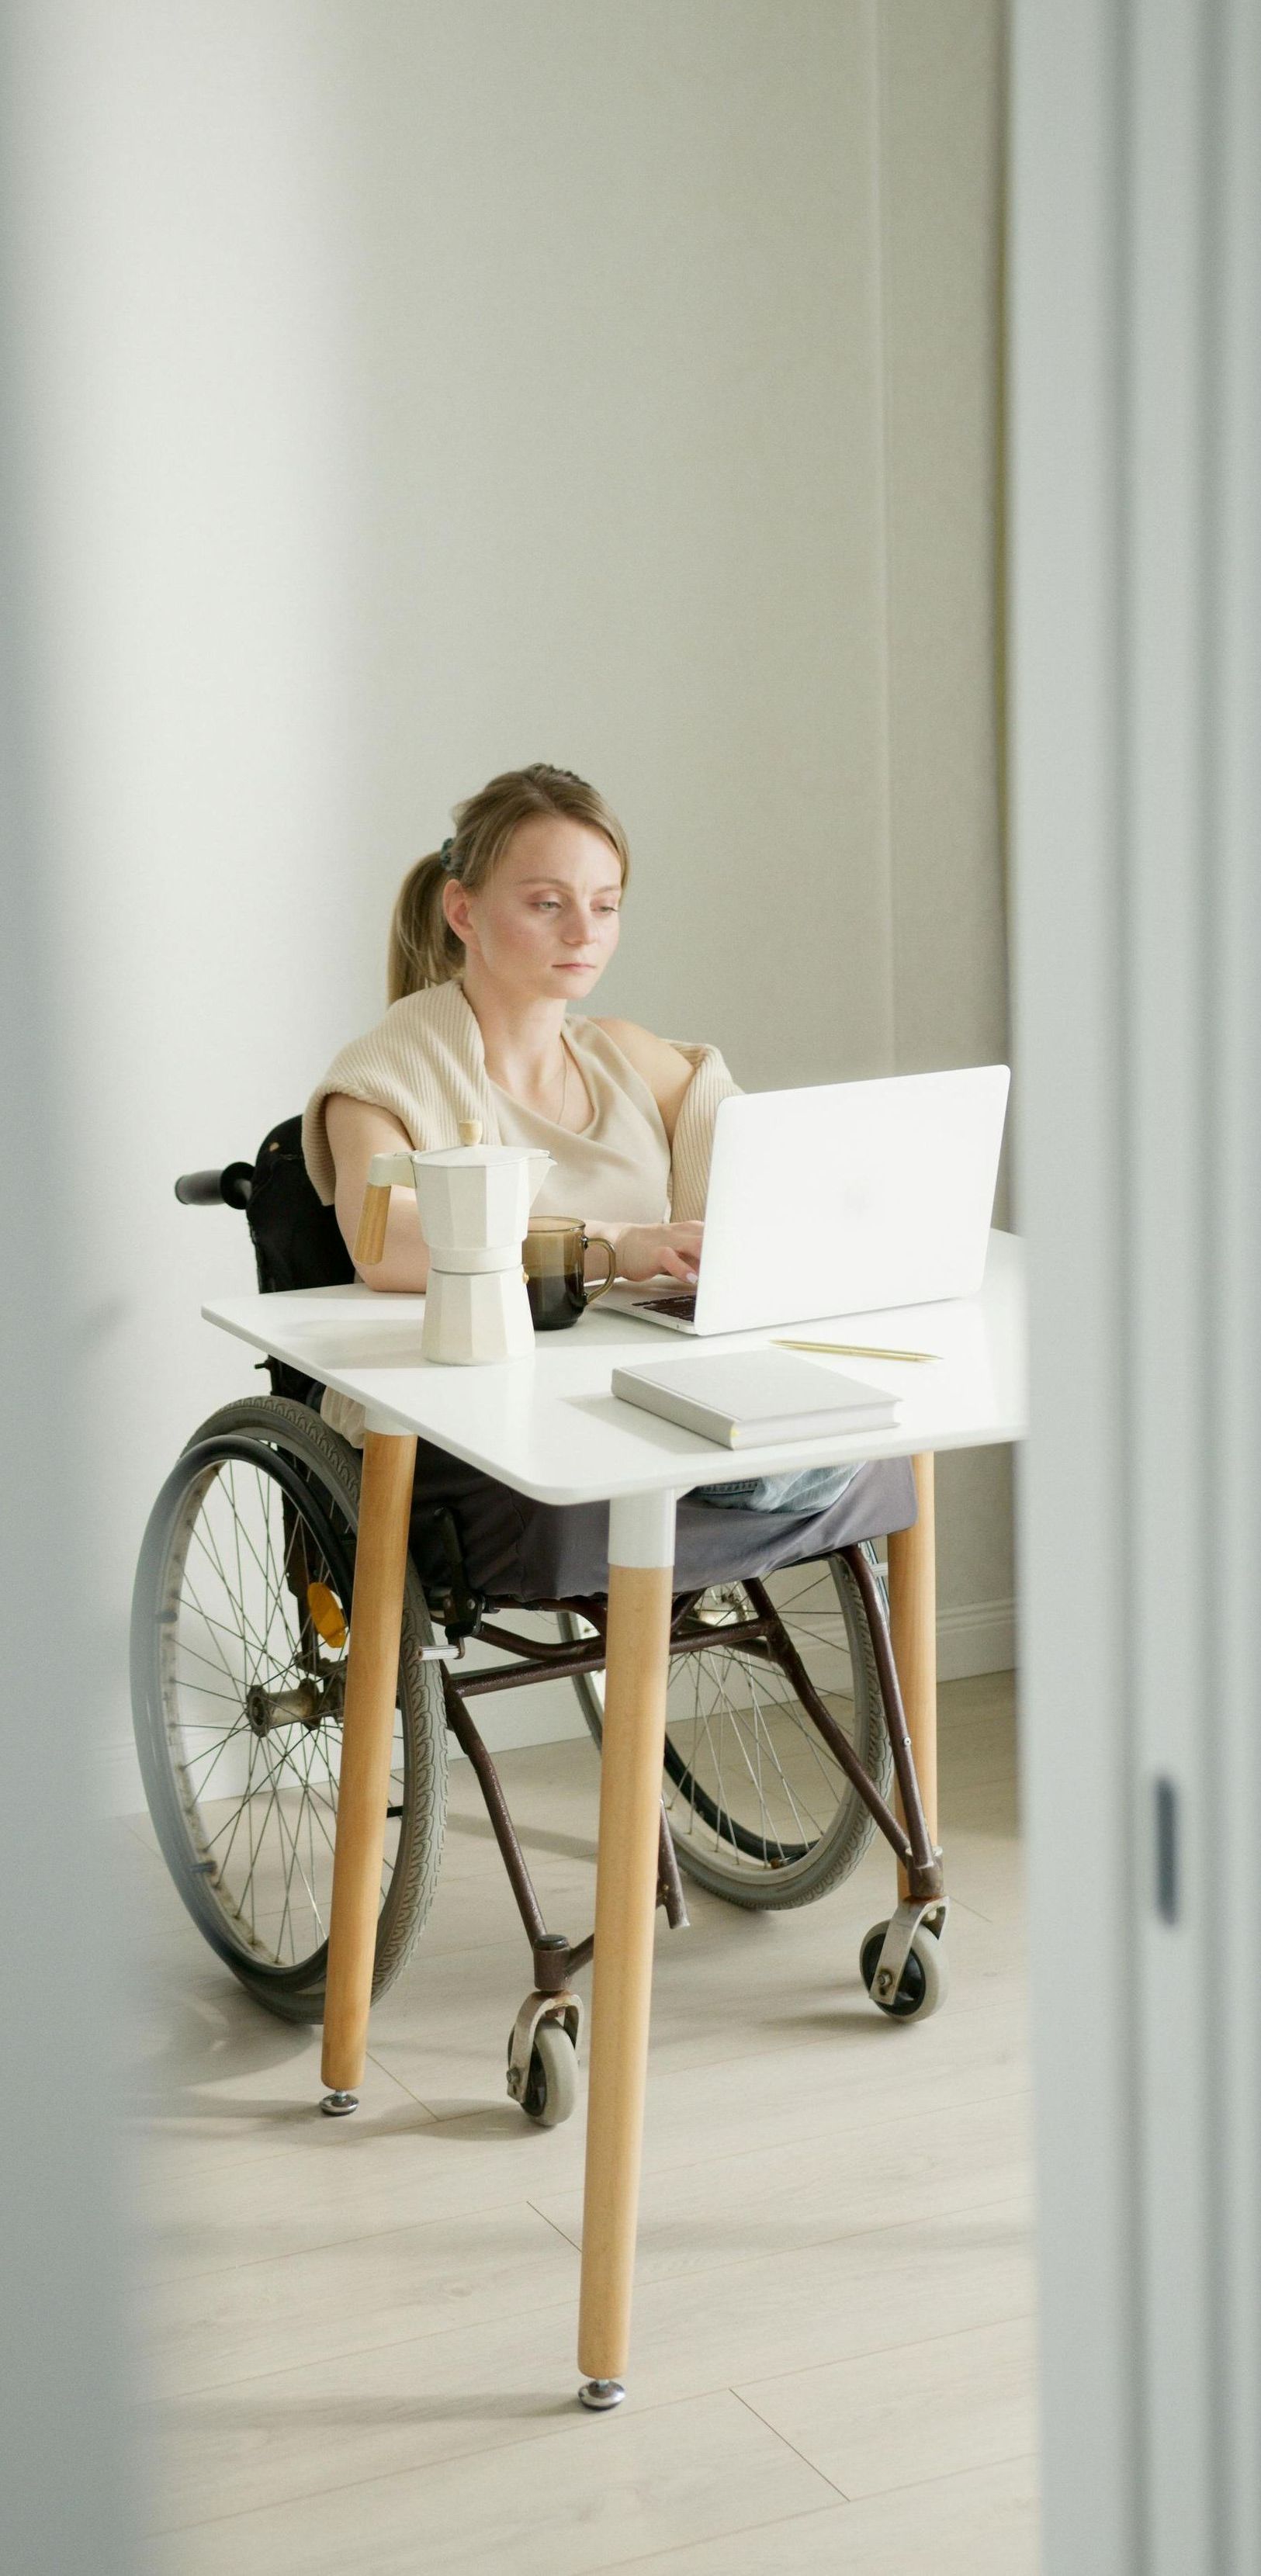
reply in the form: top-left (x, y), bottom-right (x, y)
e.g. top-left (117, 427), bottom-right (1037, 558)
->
top-left (407, 1445), bottom-right (916, 1605)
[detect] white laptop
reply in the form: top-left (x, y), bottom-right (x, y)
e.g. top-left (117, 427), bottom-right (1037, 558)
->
top-left (604, 1065), bottom-right (1010, 1336)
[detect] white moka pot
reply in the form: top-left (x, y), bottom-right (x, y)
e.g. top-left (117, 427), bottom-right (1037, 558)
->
top-left (354, 1120), bottom-right (552, 1364)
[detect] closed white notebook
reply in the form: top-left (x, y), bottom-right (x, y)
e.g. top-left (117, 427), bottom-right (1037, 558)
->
top-left (610, 1349), bottom-right (901, 1448)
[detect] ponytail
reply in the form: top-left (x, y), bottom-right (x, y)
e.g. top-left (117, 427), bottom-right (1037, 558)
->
top-left (387, 852), bottom-right (463, 1003)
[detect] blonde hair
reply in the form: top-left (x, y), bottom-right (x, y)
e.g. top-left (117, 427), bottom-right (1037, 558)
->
top-left (387, 763), bottom-right (632, 1002)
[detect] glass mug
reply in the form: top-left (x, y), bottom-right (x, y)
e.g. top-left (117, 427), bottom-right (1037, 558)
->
top-left (522, 1216), bottom-right (617, 1330)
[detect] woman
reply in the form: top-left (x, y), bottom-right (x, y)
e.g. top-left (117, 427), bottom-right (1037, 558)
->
top-left (302, 762), bottom-right (723, 1331)
top-left (302, 763), bottom-right (880, 1592)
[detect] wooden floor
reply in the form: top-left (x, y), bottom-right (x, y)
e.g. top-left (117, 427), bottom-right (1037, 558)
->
top-left (119, 1668), bottom-right (1038, 2574)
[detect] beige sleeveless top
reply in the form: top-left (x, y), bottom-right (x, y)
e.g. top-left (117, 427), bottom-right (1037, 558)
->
top-left (490, 1018), bottom-right (671, 1227)
top-left (301, 980), bottom-right (740, 1447)
top-left (303, 978), bottom-right (737, 1224)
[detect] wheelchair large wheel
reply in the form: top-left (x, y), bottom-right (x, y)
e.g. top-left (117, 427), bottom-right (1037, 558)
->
top-left (130, 1395), bottom-right (447, 2022)
top-left (562, 1546), bottom-right (893, 1909)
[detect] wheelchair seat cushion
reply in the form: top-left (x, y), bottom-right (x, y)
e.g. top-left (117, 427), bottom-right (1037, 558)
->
top-left (407, 1446), bottom-right (916, 1605)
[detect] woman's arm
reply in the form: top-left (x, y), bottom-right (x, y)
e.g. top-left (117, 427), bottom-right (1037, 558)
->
top-left (326, 1085), bottom-right (702, 1293)
top-left (584, 1019), bottom-right (707, 1281)
top-left (324, 1092), bottom-right (429, 1293)
top-left (587, 1017), bottom-right (697, 1145)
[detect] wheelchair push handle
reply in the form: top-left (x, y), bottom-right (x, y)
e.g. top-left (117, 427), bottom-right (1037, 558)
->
top-left (354, 1149), bottom-right (417, 1269)
top-left (175, 1162), bottom-right (254, 1211)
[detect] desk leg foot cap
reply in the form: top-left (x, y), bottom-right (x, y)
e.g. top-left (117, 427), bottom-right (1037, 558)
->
top-left (579, 2378), bottom-right (625, 2412)
top-left (320, 2090), bottom-right (359, 2117)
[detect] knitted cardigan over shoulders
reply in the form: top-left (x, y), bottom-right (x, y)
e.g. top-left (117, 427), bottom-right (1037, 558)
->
top-left (303, 978), bottom-right (738, 1224)
top-left (301, 978), bottom-right (740, 1449)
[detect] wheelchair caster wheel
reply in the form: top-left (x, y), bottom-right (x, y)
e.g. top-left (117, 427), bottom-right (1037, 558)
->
top-left (320, 2090), bottom-right (359, 2117)
top-left (860, 1920), bottom-right (948, 2021)
top-left (514, 2017), bottom-right (578, 2128)
top-left (579, 2378), bottom-right (625, 2412)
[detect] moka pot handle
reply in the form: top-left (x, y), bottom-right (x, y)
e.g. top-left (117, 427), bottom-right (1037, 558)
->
top-left (353, 1150), bottom-right (416, 1269)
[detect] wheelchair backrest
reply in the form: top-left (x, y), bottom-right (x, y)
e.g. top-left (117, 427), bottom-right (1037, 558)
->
top-left (247, 1116), bottom-right (355, 1298)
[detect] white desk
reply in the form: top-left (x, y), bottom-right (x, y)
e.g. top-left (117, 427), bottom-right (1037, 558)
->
top-left (204, 1227), bottom-right (1026, 2405)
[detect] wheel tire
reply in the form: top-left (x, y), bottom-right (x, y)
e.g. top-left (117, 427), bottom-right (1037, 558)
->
top-left (562, 1546), bottom-right (894, 1912)
top-left (520, 2019), bottom-right (578, 2128)
top-left (859, 1920), bottom-right (949, 2021)
top-left (130, 1394), bottom-right (447, 2022)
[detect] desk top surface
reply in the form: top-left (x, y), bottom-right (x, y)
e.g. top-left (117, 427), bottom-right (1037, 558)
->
top-left (203, 1230), bottom-right (1026, 1507)
top-left (203, 1226), bottom-right (1020, 1504)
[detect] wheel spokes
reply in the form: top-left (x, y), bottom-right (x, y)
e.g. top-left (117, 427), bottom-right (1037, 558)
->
top-left (657, 1581), bottom-right (859, 1871)
top-left (161, 1455), bottom-right (400, 1974)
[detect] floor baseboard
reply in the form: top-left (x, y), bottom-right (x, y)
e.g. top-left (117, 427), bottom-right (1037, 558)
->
top-left (937, 1595), bottom-right (1017, 1682)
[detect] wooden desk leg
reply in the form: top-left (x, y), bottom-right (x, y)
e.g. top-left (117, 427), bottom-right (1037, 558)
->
top-left (577, 1487), bottom-right (677, 2411)
top-left (319, 1428), bottom-right (417, 2114)
top-left (887, 1452), bottom-right (938, 1902)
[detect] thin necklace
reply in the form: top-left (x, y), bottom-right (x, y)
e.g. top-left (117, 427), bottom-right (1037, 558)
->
top-left (554, 1032), bottom-right (570, 1127)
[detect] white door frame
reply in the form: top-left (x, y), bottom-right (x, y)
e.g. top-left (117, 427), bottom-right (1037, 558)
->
top-left (1011, 3), bottom-right (1261, 2569)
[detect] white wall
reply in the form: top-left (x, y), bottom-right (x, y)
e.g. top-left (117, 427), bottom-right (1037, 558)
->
top-left (15, 5), bottom-right (375, 1807)
top-left (870, 2), bottom-right (1013, 1656)
top-left (13, 1), bottom-right (1009, 1806)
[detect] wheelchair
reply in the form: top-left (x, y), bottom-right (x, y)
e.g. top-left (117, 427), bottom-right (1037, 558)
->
top-left (130, 1115), bottom-right (947, 2128)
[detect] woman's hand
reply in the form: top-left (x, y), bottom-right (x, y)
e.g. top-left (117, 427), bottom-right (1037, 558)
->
top-left (615, 1220), bottom-right (703, 1285)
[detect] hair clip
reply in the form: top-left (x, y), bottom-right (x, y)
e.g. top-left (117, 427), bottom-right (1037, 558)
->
top-left (439, 837), bottom-right (456, 872)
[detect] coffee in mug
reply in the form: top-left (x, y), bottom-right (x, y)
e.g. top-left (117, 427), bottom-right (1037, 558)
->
top-left (523, 1217), bottom-right (616, 1330)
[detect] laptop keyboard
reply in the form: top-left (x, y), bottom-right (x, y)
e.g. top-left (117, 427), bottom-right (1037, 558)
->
top-left (633, 1292), bottom-right (698, 1321)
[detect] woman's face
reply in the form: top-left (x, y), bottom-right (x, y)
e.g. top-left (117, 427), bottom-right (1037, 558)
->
top-left (445, 815), bottom-right (623, 1004)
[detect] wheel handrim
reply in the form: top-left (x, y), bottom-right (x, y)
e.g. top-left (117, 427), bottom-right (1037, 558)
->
top-left (570, 1555), bottom-right (882, 1894)
top-left (157, 1449), bottom-right (406, 1982)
